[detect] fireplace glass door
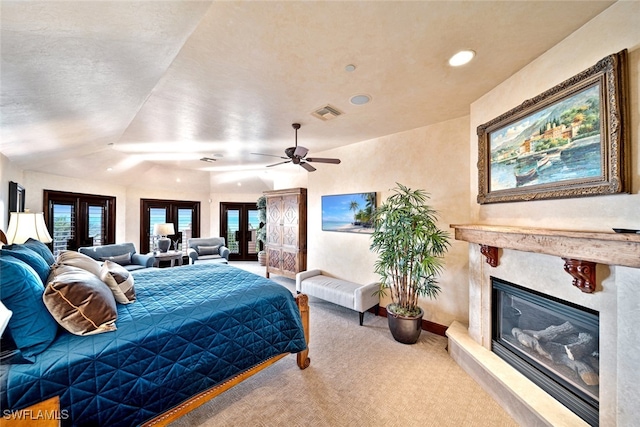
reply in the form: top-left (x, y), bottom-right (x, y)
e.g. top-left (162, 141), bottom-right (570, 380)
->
top-left (492, 277), bottom-right (599, 426)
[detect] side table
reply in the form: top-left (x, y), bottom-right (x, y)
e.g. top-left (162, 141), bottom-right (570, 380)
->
top-left (148, 250), bottom-right (184, 268)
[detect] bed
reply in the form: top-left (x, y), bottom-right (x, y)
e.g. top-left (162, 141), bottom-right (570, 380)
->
top-left (0, 252), bottom-right (309, 427)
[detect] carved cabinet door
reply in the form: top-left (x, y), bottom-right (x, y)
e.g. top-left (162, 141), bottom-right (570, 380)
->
top-left (264, 188), bottom-right (306, 279)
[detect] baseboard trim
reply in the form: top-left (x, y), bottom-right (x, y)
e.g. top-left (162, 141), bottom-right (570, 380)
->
top-left (370, 306), bottom-right (448, 337)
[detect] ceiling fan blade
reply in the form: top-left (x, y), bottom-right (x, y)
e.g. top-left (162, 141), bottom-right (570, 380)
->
top-left (305, 157), bottom-right (341, 164)
top-left (300, 162), bottom-right (316, 172)
top-left (251, 152), bottom-right (288, 159)
top-left (267, 160), bottom-right (292, 167)
top-left (293, 146), bottom-right (309, 158)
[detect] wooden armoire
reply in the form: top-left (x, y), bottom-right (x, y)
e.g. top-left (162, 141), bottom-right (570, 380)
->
top-left (264, 187), bottom-right (307, 279)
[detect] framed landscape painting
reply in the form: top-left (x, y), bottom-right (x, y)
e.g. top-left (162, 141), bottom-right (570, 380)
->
top-left (322, 192), bottom-right (376, 234)
top-left (477, 49), bottom-right (629, 204)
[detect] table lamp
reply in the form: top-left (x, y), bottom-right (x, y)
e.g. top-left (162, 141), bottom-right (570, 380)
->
top-left (5, 212), bottom-right (53, 244)
top-left (153, 223), bottom-right (175, 253)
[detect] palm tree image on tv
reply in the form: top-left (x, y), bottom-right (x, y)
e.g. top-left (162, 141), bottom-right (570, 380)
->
top-left (322, 192), bottom-right (376, 234)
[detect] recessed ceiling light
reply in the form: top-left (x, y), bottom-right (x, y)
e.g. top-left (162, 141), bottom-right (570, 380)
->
top-left (449, 50), bottom-right (475, 67)
top-left (106, 167), bottom-right (113, 172)
top-left (350, 94), bottom-right (371, 105)
top-left (345, 64), bottom-right (356, 72)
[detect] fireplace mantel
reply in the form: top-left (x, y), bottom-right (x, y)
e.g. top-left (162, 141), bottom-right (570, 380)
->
top-left (450, 224), bottom-right (640, 292)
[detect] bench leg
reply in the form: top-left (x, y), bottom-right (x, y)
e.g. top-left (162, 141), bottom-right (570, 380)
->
top-left (359, 312), bottom-right (364, 326)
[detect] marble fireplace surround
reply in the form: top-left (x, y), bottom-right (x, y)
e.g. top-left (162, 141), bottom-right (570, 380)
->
top-left (447, 225), bottom-right (640, 426)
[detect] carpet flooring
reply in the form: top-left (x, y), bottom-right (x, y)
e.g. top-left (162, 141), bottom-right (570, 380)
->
top-left (169, 262), bottom-right (517, 427)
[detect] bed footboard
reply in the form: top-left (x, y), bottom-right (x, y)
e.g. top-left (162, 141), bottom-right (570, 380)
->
top-left (295, 293), bottom-right (310, 369)
top-left (141, 293), bottom-right (311, 426)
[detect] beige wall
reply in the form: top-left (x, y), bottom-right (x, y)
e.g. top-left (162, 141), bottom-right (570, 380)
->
top-left (466, 2), bottom-right (640, 424)
top-left (9, 169), bottom-right (265, 248)
top-left (0, 153), bottom-right (24, 230)
top-left (300, 117), bottom-right (472, 327)
top-left (470, 1), bottom-right (640, 228)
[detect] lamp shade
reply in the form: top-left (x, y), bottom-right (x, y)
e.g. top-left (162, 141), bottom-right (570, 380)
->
top-left (153, 223), bottom-right (175, 237)
top-left (5, 212), bottom-right (53, 244)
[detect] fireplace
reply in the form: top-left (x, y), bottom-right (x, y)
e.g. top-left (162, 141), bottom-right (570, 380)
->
top-left (448, 224), bottom-right (640, 426)
top-left (491, 277), bottom-right (599, 426)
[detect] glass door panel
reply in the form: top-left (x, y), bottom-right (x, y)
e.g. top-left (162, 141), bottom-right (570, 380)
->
top-left (220, 202), bottom-right (259, 261)
top-left (247, 208), bottom-right (259, 255)
top-left (226, 208), bottom-right (240, 255)
top-left (149, 208), bottom-right (167, 252)
top-left (52, 203), bottom-right (75, 256)
top-left (87, 205), bottom-right (105, 246)
top-left (177, 208), bottom-right (193, 254)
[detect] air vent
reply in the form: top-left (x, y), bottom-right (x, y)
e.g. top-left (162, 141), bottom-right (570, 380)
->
top-left (200, 157), bottom-right (216, 163)
top-left (311, 104), bottom-right (344, 121)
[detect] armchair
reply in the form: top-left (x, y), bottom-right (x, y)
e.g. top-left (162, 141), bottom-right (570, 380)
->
top-left (187, 237), bottom-right (230, 264)
top-left (78, 243), bottom-right (155, 272)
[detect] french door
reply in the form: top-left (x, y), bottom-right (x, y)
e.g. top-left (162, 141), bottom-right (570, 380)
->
top-left (220, 202), bottom-right (259, 261)
top-left (44, 190), bottom-right (116, 256)
top-left (140, 199), bottom-right (201, 254)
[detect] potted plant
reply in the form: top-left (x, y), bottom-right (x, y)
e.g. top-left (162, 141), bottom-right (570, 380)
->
top-left (256, 195), bottom-right (267, 266)
top-left (369, 183), bottom-right (450, 344)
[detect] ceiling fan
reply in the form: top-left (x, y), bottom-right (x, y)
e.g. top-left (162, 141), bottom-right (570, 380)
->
top-left (252, 123), bottom-right (341, 172)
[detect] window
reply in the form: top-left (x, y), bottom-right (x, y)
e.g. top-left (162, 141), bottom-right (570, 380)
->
top-left (44, 190), bottom-right (116, 256)
top-left (140, 199), bottom-right (200, 254)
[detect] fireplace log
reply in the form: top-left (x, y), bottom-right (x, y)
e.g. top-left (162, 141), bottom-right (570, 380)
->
top-left (564, 332), bottom-right (597, 361)
top-left (556, 353), bottom-right (599, 386)
top-left (511, 328), bottom-right (599, 386)
top-left (511, 328), bottom-right (552, 359)
top-left (524, 321), bottom-right (577, 343)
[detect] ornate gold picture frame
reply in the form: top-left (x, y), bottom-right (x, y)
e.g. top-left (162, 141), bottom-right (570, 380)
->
top-left (477, 49), bottom-right (629, 204)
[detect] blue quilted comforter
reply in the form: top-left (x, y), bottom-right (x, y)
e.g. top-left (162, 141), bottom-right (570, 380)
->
top-left (1, 263), bottom-right (307, 426)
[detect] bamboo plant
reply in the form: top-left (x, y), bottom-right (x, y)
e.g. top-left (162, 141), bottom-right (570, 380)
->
top-left (370, 183), bottom-right (450, 317)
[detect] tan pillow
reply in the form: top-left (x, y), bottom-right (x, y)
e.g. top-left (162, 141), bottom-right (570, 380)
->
top-left (55, 250), bottom-right (102, 277)
top-left (43, 265), bottom-right (117, 336)
top-left (99, 260), bottom-right (136, 304)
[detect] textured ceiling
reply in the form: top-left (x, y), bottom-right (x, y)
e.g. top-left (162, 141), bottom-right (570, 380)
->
top-left (0, 1), bottom-right (615, 187)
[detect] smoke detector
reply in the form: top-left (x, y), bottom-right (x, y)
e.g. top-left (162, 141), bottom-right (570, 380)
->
top-left (311, 104), bottom-right (343, 121)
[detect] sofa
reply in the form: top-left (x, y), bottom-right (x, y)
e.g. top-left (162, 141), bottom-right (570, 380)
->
top-left (78, 243), bottom-right (155, 271)
top-left (187, 237), bottom-right (230, 264)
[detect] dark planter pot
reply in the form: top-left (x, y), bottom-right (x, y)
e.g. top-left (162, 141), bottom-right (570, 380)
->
top-left (387, 305), bottom-right (424, 344)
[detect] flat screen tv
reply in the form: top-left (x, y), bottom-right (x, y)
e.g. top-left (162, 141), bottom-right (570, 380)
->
top-left (321, 192), bottom-right (376, 234)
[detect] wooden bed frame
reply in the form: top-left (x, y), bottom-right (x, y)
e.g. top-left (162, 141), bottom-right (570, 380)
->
top-left (2, 294), bottom-right (310, 427)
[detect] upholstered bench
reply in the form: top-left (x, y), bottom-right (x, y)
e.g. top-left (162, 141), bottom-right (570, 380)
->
top-left (296, 269), bottom-right (379, 326)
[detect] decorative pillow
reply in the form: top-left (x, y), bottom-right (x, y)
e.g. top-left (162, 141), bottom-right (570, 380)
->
top-left (1, 245), bottom-right (51, 284)
top-left (55, 250), bottom-right (102, 276)
top-left (99, 260), bottom-right (136, 304)
top-left (43, 265), bottom-right (117, 336)
top-left (22, 238), bottom-right (56, 266)
top-left (100, 252), bottom-right (132, 266)
top-left (197, 245), bottom-right (220, 256)
top-left (0, 255), bottom-right (58, 361)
